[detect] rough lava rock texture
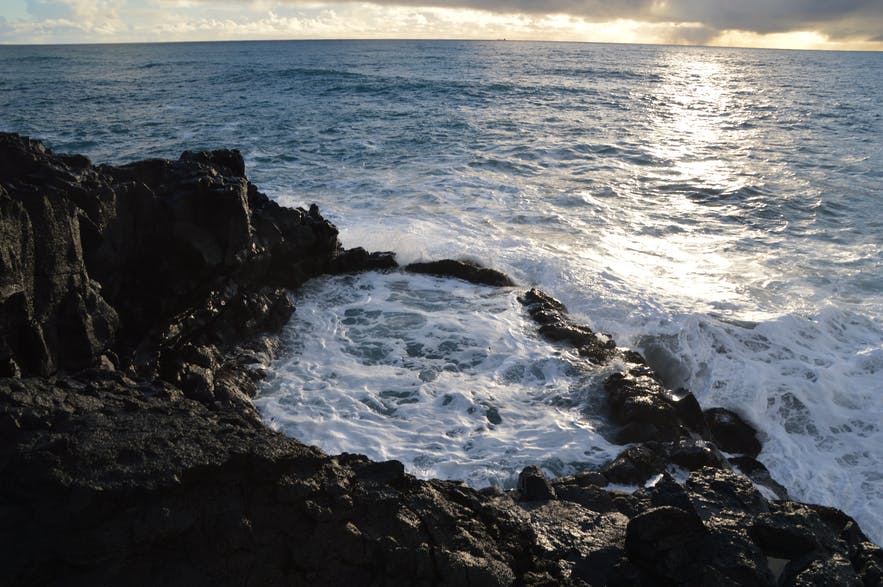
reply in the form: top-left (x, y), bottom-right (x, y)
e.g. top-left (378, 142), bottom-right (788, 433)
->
top-left (2, 134), bottom-right (881, 586)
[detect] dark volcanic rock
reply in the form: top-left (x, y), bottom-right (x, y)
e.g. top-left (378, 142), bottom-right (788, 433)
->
top-left (0, 374), bottom-right (533, 586)
top-left (604, 370), bottom-right (682, 443)
top-left (671, 388), bottom-right (711, 438)
top-left (669, 438), bottom-right (726, 471)
top-left (523, 500), bottom-right (630, 585)
top-left (705, 407), bottom-right (763, 457)
top-left (0, 132), bottom-right (345, 386)
top-left (602, 443), bottom-right (670, 486)
top-left (518, 288), bottom-right (617, 363)
top-left (330, 246), bottom-right (398, 273)
top-left (518, 465), bottom-right (556, 501)
top-left (405, 258), bottom-right (515, 286)
top-left (625, 505), bottom-right (708, 582)
top-left (750, 505), bottom-right (826, 558)
top-left (730, 456), bottom-right (790, 500)
top-left (0, 135), bottom-right (119, 376)
top-left (2, 134), bottom-right (880, 586)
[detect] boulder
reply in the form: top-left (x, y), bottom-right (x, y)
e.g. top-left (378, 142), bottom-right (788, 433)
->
top-left (518, 465), bottom-right (556, 501)
top-left (602, 443), bottom-right (670, 485)
top-left (625, 505), bottom-right (708, 581)
top-left (604, 371), bottom-right (681, 443)
top-left (704, 408), bottom-right (763, 457)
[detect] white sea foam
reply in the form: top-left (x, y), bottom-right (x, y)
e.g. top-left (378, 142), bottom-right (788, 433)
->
top-left (256, 272), bottom-right (621, 488)
top-left (640, 307), bottom-right (883, 543)
top-left (269, 180), bottom-right (883, 543)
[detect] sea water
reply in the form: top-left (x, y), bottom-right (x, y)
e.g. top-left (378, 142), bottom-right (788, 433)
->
top-left (2, 40), bottom-right (881, 543)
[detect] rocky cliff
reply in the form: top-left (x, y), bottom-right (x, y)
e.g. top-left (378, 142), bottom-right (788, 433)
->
top-left (1, 133), bottom-right (880, 586)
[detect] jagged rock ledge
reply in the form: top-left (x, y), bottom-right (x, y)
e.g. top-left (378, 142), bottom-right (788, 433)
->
top-left (1, 134), bottom-right (880, 586)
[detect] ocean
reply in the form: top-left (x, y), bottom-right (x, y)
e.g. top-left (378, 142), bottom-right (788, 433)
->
top-left (2, 39), bottom-right (881, 543)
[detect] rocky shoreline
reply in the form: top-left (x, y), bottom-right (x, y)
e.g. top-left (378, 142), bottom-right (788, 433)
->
top-left (1, 133), bottom-right (880, 585)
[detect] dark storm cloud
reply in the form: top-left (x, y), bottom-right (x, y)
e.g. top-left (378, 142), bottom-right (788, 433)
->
top-left (663, 0), bottom-right (883, 37)
top-left (283, 0), bottom-right (883, 40)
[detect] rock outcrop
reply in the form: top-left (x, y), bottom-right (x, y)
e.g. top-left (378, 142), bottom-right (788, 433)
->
top-left (2, 134), bottom-right (881, 586)
top-left (405, 259), bottom-right (516, 287)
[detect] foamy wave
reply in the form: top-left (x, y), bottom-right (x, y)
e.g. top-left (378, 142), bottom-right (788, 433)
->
top-left (255, 272), bottom-right (621, 488)
top-left (636, 307), bottom-right (883, 544)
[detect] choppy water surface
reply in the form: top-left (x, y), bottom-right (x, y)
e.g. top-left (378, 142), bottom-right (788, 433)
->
top-left (2, 40), bottom-right (881, 542)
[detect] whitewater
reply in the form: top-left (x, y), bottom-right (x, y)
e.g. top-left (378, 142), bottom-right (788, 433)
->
top-left (2, 39), bottom-right (881, 543)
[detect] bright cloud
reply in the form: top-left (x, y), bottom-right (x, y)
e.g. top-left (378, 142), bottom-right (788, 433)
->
top-left (0, 0), bottom-right (881, 49)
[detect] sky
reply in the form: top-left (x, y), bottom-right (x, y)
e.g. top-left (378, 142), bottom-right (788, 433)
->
top-left (0, 0), bottom-right (882, 50)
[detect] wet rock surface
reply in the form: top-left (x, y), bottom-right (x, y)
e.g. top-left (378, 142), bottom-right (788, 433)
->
top-left (405, 258), bottom-right (516, 287)
top-left (518, 288), bottom-right (616, 363)
top-left (2, 134), bottom-right (881, 586)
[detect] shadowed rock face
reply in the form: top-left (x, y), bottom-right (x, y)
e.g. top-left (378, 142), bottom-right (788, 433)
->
top-left (0, 133), bottom-right (342, 383)
top-left (1, 134), bottom-right (881, 586)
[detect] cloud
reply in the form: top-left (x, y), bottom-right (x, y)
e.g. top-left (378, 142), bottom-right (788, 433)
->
top-left (663, 0), bottom-right (883, 39)
top-left (3, 0), bottom-right (882, 47)
top-left (26, 0), bottom-right (124, 21)
top-left (261, 0), bottom-right (883, 41)
top-left (1, 0), bottom-right (126, 42)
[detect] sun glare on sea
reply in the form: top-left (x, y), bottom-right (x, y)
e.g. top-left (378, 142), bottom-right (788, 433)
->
top-left (599, 52), bottom-right (772, 314)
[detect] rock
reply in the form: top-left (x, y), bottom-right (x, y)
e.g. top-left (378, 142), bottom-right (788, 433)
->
top-left (625, 505), bottom-right (708, 581)
top-left (671, 388), bottom-right (710, 437)
top-left (0, 133), bottom-right (345, 382)
top-left (518, 465), bottom-right (556, 501)
top-left (518, 288), bottom-right (567, 323)
top-left (518, 288), bottom-right (616, 362)
top-left (525, 500), bottom-right (629, 585)
top-left (687, 467), bottom-right (770, 519)
top-left (781, 553), bottom-right (862, 586)
top-left (404, 259), bottom-right (515, 286)
top-left (750, 507), bottom-right (825, 558)
top-left (704, 407), bottom-right (763, 457)
top-left (330, 247), bottom-right (398, 273)
top-left (730, 456), bottom-right (789, 500)
top-left (669, 438), bottom-right (725, 471)
top-left (602, 443), bottom-right (669, 486)
top-left (554, 470), bottom-right (608, 489)
top-left (554, 483), bottom-right (619, 513)
top-left (0, 134), bottom-right (119, 375)
top-left (604, 371), bottom-right (681, 443)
